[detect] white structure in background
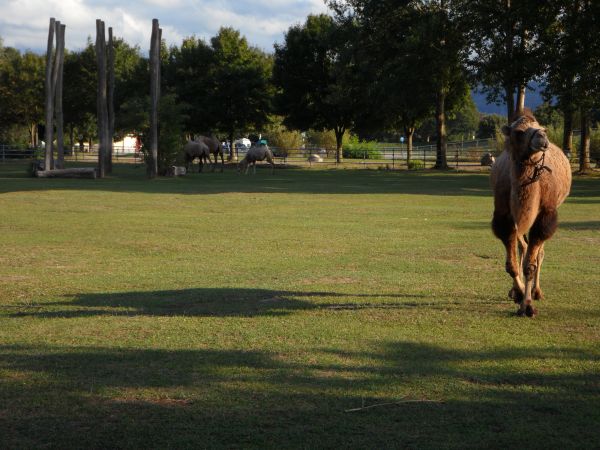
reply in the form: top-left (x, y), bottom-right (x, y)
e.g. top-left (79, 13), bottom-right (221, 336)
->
top-left (113, 134), bottom-right (138, 154)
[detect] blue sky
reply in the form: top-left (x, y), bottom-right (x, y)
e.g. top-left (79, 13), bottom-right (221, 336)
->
top-left (0, 0), bottom-right (329, 54)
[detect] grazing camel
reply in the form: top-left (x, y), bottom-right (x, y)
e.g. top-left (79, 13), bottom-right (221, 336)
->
top-left (491, 109), bottom-right (571, 317)
top-left (238, 144), bottom-right (275, 174)
top-left (183, 140), bottom-right (211, 173)
top-left (195, 135), bottom-right (224, 172)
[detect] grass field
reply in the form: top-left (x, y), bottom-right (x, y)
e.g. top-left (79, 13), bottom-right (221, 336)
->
top-left (1, 162), bottom-right (599, 449)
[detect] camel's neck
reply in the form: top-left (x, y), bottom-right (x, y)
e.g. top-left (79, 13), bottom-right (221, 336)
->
top-left (511, 153), bottom-right (549, 188)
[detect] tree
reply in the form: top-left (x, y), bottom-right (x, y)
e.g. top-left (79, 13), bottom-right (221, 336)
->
top-left (273, 14), bottom-right (358, 162)
top-left (447, 93), bottom-right (479, 141)
top-left (165, 36), bottom-right (213, 136)
top-left (476, 114), bottom-right (505, 139)
top-left (462, 0), bottom-right (554, 120)
top-left (0, 48), bottom-right (45, 146)
top-left (542, 0), bottom-right (600, 172)
top-left (334, 1), bottom-right (434, 165)
top-left (63, 37), bottom-right (146, 153)
top-left (208, 28), bottom-right (273, 161)
top-left (329, 1), bottom-right (468, 168)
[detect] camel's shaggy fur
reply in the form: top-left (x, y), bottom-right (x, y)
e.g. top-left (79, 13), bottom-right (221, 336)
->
top-left (183, 140), bottom-right (211, 172)
top-left (195, 135), bottom-right (224, 172)
top-left (491, 109), bottom-right (571, 317)
top-left (238, 144), bottom-right (275, 175)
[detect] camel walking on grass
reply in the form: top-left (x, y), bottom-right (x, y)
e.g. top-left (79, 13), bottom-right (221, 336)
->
top-left (491, 109), bottom-right (571, 317)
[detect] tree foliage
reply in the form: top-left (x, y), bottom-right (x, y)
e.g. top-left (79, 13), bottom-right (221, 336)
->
top-left (273, 14), bottom-right (359, 161)
top-left (0, 46), bottom-right (45, 145)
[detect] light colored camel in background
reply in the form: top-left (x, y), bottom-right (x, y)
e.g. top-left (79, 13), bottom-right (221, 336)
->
top-left (238, 144), bottom-right (275, 175)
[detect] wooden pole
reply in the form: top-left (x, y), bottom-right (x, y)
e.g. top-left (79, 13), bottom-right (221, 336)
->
top-left (54, 22), bottom-right (66, 169)
top-left (95, 19), bottom-right (108, 178)
top-left (44, 18), bottom-right (55, 170)
top-left (148, 18), bottom-right (160, 178)
top-left (107, 27), bottom-right (115, 174)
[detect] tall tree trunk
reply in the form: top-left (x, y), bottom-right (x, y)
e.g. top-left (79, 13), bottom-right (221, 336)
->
top-left (405, 125), bottom-right (414, 167)
top-left (334, 126), bottom-right (345, 163)
top-left (54, 23), bottom-right (66, 169)
top-left (44, 18), bottom-right (55, 170)
top-left (504, 0), bottom-right (515, 121)
top-left (69, 123), bottom-right (74, 156)
top-left (579, 110), bottom-right (591, 173)
top-left (515, 84), bottom-right (526, 115)
top-left (227, 131), bottom-right (237, 162)
top-left (434, 90), bottom-right (448, 169)
top-left (148, 19), bottom-right (160, 178)
top-left (562, 106), bottom-right (574, 156)
top-left (504, 84), bottom-right (515, 121)
top-left (107, 27), bottom-right (115, 174)
top-left (29, 123), bottom-right (38, 148)
top-left (96, 20), bottom-right (108, 178)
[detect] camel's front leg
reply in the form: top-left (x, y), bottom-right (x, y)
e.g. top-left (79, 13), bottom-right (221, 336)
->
top-left (506, 227), bottom-right (526, 303)
top-left (492, 212), bottom-right (525, 302)
top-left (518, 234), bottom-right (528, 275)
top-left (519, 210), bottom-right (557, 317)
top-left (533, 246), bottom-right (545, 300)
top-left (520, 242), bottom-right (544, 317)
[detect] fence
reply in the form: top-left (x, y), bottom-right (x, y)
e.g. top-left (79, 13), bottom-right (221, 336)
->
top-left (269, 138), bottom-right (501, 170)
top-left (1, 138), bottom-right (596, 170)
top-left (0, 144), bottom-right (142, 164)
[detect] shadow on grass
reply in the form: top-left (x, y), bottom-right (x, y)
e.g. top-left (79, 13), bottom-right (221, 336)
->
top-left (1, 341), bottom-right (598, 448)
top-left (0, 161), bottom-right (495, 196)
top-left (2, 161), bottom-right (599, 199)
top-left (11, 287), bottom-right (462, 319)
top-left (560, 220), bottom-right (600, 231)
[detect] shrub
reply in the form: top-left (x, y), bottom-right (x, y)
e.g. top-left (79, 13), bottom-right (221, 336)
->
top-left (408, 159), bottom-right (424, 170)
top-left (263, 117), bottom-right (303, 151)
top-left (305, 129), bottom-right (346, 150)
top-left (342, 135), bottom-right (382, 159)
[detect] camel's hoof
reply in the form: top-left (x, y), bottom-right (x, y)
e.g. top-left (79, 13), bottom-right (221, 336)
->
top-left (509, 288), bottom-right (524, 304)
top-left (525, 304), bottom-right (537, 317)
top-left (534, 288), bottom-right (544, 301)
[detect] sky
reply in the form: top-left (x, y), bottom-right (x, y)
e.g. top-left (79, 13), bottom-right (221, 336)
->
top-left (0, 0), bottom-right (329, 54)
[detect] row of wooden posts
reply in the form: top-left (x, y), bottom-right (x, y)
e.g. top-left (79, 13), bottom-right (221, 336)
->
top-left (41, 18), bottom-right (162, 178)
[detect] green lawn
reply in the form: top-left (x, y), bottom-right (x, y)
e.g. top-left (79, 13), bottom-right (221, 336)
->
top-left (1, 162), bottom-right (599, 449)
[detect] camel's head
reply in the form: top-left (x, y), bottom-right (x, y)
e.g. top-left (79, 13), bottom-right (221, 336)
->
top-left (237, 158), bottom-right (248, 173)
top-left (502, 112), bottom-right (550, 161)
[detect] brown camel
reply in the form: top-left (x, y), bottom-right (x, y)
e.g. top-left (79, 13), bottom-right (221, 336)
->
top-left (183, 140), bottom-right (211, 173)
top-left (491, 110), bottom-right (571, 317)
top-left (195, 135), bottom-right (224, 172)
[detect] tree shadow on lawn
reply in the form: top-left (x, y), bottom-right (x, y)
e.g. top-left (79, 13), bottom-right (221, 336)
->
top-left (2, 162), bottom-right (598, 198)
top-left (0, 162), bottom-right (495, 196)
top-left (560, 220), bottom-right (600, 231)
top-left (11, 287), bottom-right (478, 319)
top-left (1, 341), bottom-right (598, 448)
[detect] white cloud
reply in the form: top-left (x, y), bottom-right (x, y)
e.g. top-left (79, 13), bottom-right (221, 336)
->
top-left (0, 0), bottom-right (330, 54)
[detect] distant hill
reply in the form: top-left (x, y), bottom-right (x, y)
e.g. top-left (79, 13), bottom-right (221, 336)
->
top-left (471, 83), bottom-right (545, 115)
